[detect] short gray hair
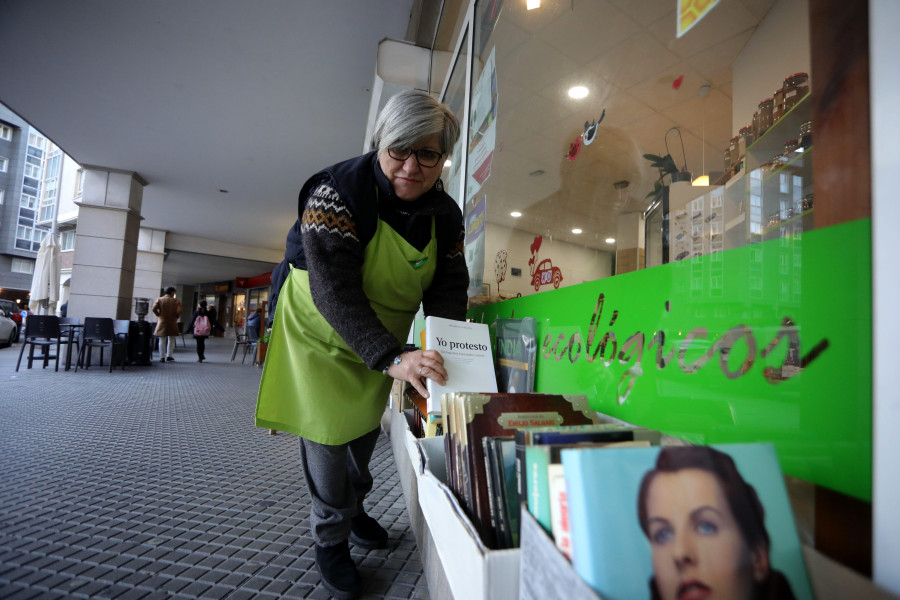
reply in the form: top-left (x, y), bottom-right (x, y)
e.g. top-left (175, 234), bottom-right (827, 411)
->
top-left (372, 90), bottom-right (460, 156)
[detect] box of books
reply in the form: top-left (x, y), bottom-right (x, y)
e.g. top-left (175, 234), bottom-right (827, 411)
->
top-left (416, 436), bottom-right (520, 600)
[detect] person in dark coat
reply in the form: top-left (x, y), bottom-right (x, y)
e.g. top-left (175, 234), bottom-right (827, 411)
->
top-left (184, 300), bottom-right (224, 363)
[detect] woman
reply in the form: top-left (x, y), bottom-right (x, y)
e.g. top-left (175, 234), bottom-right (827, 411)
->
top-left (184, 300), bottom-right (222, 363)
top-left (255, 90), bottom-right (468, 599)
top-left (637, 446), bottom-right (796, 600)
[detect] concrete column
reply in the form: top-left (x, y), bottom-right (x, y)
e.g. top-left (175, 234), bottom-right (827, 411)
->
top-left (68, 167), bottom-right (146, 320)
top-left (132, 227), bottom-right (166, 320)
top-left (615, 211), bottom-right (645, 274)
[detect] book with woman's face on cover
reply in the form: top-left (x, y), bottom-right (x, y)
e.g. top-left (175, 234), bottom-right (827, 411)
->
top-left (561, 443), bottom-right (814, 600)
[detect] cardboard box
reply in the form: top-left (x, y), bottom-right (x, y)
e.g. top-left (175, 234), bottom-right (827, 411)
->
top-left (416, 436), bottom-right (520, 600)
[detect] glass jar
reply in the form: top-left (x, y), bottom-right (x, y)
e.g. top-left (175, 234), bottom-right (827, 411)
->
top-left (774, 88), bottom-right (785, 122)
top-left (751, 111), bottom-right (759, 139)
top-left (739, 126), bottom-right (754, 154)
top-left (758, 98), bottom-right (774, 136)
top-left (783, 138), bottom-right (800, 155)
top-left (729, 136), bottom-right (741, 170)
top-left (783, 72), bottom-right (810, 111)
top-left (724, 147), bottom-right (732, 171)
top-left (799, 121), bottom-right (813, 149)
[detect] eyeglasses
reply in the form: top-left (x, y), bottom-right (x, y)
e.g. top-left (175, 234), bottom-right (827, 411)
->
top-left (387, 147), bottom-right (444, 168)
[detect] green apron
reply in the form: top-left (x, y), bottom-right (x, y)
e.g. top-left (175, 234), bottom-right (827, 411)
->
top-left (255, 217), bottom-right (436, 445)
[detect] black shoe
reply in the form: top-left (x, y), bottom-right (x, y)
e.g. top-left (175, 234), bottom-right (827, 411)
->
top-left (315, 541), bottom-right (360, 599)
top-left (349, 513), bottom-right (388, 550)
top-left (159, 358), bottom-right (165, 363)
top-left (197, 358), bottom-right (203, 363)
top-left (166, 357), bottom-right (174, 362)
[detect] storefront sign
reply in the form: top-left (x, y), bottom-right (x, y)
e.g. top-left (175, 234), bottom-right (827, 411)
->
top-left (469, 219), bottom-right (873, 502)
top-left (677, 0), bottom-right (721, 38)
top-left (236, 272), bottom-right (272, 289)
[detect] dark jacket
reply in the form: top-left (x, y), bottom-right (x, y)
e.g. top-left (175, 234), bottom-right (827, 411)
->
top-left (270, 151), bottom-right (468, 371)
top-left (185, 308), bottom-right (224, 338)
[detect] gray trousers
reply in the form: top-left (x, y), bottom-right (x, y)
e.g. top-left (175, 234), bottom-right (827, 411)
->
top-left (298, 426), bottom-right (381, 547)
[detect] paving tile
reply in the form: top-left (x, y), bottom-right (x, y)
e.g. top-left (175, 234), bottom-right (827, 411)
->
top-left (0, 337), bottom-right (429, 599)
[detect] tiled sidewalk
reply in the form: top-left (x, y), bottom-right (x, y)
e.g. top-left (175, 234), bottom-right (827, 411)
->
top-left (0, 334), bottom-right (428, 599)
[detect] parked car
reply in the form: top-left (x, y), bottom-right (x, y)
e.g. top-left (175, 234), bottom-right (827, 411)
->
top-left (0, 308), bottom-right (18, 348)
top-left (531, 258), bottom-right (563, 291)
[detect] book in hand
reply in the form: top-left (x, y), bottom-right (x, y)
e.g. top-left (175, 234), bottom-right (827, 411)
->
top-left (561, 443), bottom-right (815, 600)
top-left (424, 316), bottom-right (498, 414)
top-left (444, 391), bottom-right (594, 549)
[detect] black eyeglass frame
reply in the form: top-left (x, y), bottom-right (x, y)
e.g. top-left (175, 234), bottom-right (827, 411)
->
top-left (386, 147), bottom-right (445, 168)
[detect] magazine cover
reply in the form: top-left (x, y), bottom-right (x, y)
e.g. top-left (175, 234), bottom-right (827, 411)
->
top-left (562, 443), bottom-right (814, 600)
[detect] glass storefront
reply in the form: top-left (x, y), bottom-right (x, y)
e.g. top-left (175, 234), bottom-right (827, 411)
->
top-left (432, 0), bottom-right (873, 560)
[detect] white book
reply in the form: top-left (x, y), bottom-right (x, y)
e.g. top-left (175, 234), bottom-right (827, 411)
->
top-left (547, 463), bottom-right (573, 559)
top-left (423, 316), bottom-right (498, 414)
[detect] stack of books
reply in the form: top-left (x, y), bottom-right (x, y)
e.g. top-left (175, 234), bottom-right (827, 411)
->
top-left (441, 391), bottom-right (595, 549)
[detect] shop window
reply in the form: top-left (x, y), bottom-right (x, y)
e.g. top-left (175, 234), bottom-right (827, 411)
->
top-left (459, 0), bottom-right (814, 298)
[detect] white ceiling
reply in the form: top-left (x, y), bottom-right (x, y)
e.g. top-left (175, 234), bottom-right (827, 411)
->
top-left (0, 0), bottom-right (415, 283)
top-left (0, 0), bottom-right (776, 284)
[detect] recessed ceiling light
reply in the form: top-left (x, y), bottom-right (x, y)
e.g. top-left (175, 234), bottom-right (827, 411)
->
top-left (527, 0), bottom-right (541, 9)
top-left (605, 237), bottom-right (616, 244)
top-left (568, 86), bottom-right (589, 99)
top-left (444, 159), bottom-right (452, 167)
top-left (511, 211), bottom-right (522, 218)
top-left (572, 228), bottom-right (582, 234)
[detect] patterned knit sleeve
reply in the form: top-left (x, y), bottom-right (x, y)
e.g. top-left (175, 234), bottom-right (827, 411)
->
top-left (301, 181), bottom-right (403, 370)
top-left (422, 214), bottom-right (469, 320)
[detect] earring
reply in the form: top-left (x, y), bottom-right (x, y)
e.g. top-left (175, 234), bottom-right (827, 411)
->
top-left (435, 178), bottom-right (444, 192)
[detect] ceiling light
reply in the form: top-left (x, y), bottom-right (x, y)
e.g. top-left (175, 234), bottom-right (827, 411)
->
top-left (444, 159), bottom-right (452, 167)
top-left (511, 211), bottom-right (522, 218)
top-left (572, 228), bottom-right (582, 234)
top-left (527, 0), bottom-right (541, 9)
top-left (605, 237), bottom-right (616, 244)
top-left (692, 175), bottom-right (709, 186)
top-left (568, 86), bottom-right (589, 99)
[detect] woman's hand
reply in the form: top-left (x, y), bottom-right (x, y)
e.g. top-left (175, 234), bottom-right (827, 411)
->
top-left (386, 349), bottom-right (447, 399)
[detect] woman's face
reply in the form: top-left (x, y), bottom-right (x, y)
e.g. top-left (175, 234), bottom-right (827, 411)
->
top-left (645, 469), bottom-right (765, 600)
top-left (378, 134), bottom-right (444, 201)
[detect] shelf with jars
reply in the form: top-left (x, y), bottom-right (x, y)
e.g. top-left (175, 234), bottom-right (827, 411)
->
top-left (722, 90), bottom-right (813, 250)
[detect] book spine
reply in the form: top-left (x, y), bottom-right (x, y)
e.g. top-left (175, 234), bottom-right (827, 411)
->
top-left (547, 463), bottom-right (573, 559)
top-left (561, 449), bottom-right (606, 592)
top-left (526, 445), bottom-right (553, 533)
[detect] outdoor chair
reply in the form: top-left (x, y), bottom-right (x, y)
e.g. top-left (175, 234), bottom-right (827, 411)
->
top-left (113, 319), bottom-right (131, 368)
top-left (58, 317), bottom-right (82, 370)
top-left (230, 324), bottom-right (258, 362)
top-left (242, 324), bottom-right (259, 364)
top-left (15, 315), bottom-right (62, 372)
top-left (75, 317), bottom-right (124, 372)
